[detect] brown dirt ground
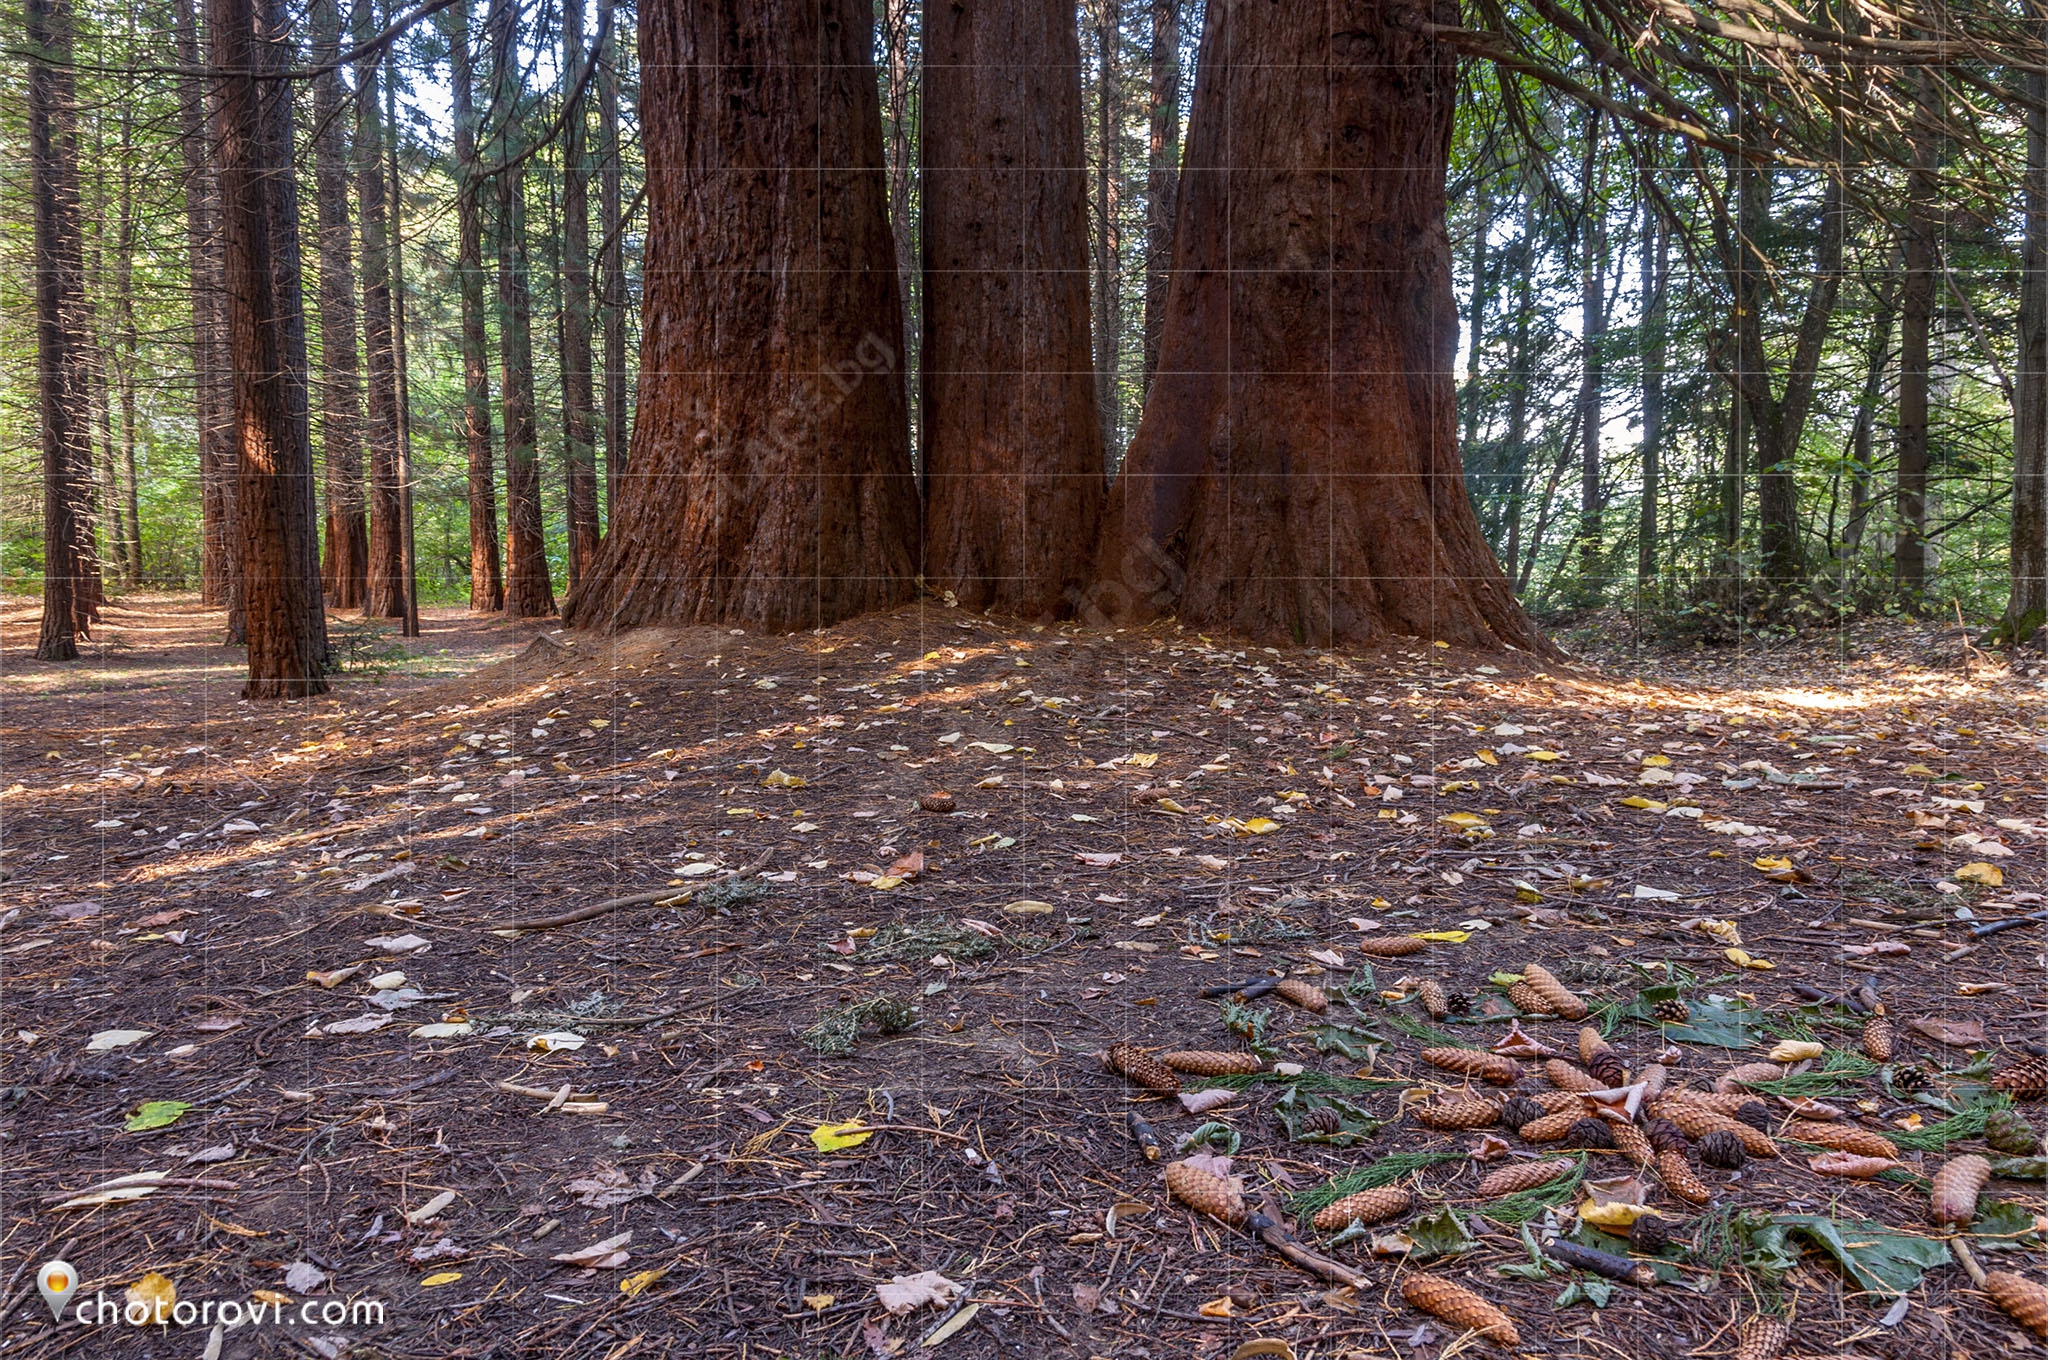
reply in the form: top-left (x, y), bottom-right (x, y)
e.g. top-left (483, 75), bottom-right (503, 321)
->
top-left (0, 593), bottom-right (2043, 1360)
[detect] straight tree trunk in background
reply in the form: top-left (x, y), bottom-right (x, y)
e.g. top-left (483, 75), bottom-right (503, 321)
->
top-left (598, 0), bottom-right (627, 519)
top-left (115, 101), bottom-right (143, 583)
top-left (1142, 0), bottom-right (1179, 393)
top-left (1842, 280), bottom-right (1898, 556)
top-left (1460, 155), bottom-right (1493, 455)
top-left (209, 0), bottom-right (329, 697)
top-left (1574, 108), bottom-right (1605, 587)
top-left (29, 0), bottom-right (96, 660)
top-left (880, 0), bottom-right (918, 438)
top-left (355, 3), bottom-right (407, 619)
top-left (921, 0), bottom-right (1105, 619)
top-left (386, 74), bottom-right (421, 639)
top-left (1637, 188), bottom-right (1668, 590)
top-left (312, 0), bottom-right (367, 609)
top-left (562, 0), bottom-right (918, 632)
top-left (1093, 0), bottom-right (1122, 457)
top-left (2006, 54), bottom-right (2047, 647)
top-left (446, 0), bottom-right (504, 610)
top-left (175, 0), bottom-right (237, 613)
top-left (488, 0), bottom-right (554, 619)
top-left (560, 0), bottom-right (601, 588)
top-left (1894, 77), bottom-right (1937, 602)
top-left (1090, 0), bottom-right (1548, 651)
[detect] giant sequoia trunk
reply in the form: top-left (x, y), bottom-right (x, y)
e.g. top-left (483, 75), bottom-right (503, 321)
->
top-left (1088, 0), bottom-right (1545, 651)
top-left (919, 0), bottom-right (1104, 619)
top-left (29, 0), bottom-right (98, 661)
top-left (446, 0), bottom-right (504, 611)
top-left (311, 0), bottom-right (367, 609)
top-left (562, 0), bottom-right (918, 633)
top-left (210, 0), bottom-right (329, 697)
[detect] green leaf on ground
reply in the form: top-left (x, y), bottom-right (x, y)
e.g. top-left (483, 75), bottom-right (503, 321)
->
top-left (124, 1100), bottom-right (191, 1132)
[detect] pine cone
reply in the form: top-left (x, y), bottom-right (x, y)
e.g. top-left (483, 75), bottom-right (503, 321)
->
top-left (1522, 963), bottom-right (1589, 1020)
top-left (1652, 1101), bottom-right (1779, 1158)
top-left (1519, 1109), bottom-right (1580, 1142)
top-left (1418, 978), bottom-right (1451, 1021)
top-left (1103, 1044), bottom-right (1180, 1093)
top-left (1786, 1120), bottom-right (1898, 1160)
top-left (1644, 1118), bottom-right (1690, 1155)
top-left (1994, 1055), bottom-right (2048, 1100)
top-left (1698, 1128), bottom-right (1748, 1169)
top-left (1579, 1028), bottom-right (1627, 1088)
top-left (1311, 1185), bottom-right (1413, 1233)
top-left (1505, 980), bottom-right (1553, 1015)
top-left (1891, 1064), bottom-right (1932, 1095)
top-left (917, 791), bottom-right (956, 813)
top-left (1165, 1159), bottom-right (1246, 1224)
top-left (1734, 1100), bottom-right (1774, 1133)
top-left (1930, 1153), bottom-right (1993, 1227)
top-left (1608, 1119), bottom-right (1655, 1167)
top-left (1862, 1015), bottom-right (1897, 1063)
top-left (1579, 1027), bottom-right (1613, 1068)
top-left (1567, 1117), bottom-right (1617, 1150)
top-left (1984, 1271), bottom-right (2048, 1340)
top-left (1544, 1059), bottom-right (1600, 1092)
top-left (1985, 1109), bottom-right (2042, 1157)
top-left (1658, 1150), bottom-right (1712, 1205)
top-left (1354, 935), bottom-right (1429, 957)
top-left (1415, 1099), bottom-right (1503, 1130)
top-left (1273, 977), bottom-right (1329, 1013)
top-left (1664, 1091), bottom-right (1757, 1117)
top-left (1302, 1106), bottom-right (1343, 1135)
top-left (1399, 1275), bottom-right (1520, 1348)
top-left (1445, 991), bottom-right (1473, 1016)
top-left (1715, 1063), bottom-right (1787, 1092)
top-left (1530, 1088), bottom-right (1590, 1114)
top-left (1159, 1050), bottom-right (1264, 1076)
top-left (1477, 1158), bottom-right (1574, 1198)
top-left (1500, 1096), bottom-right (1548, 1132)
top-left (1422, 1047), bottom-right (1522, 1086)
top-left (1651, 997), bottom-right (1691, 1025)
top-left (1735, 1315), bottom-right (1790, 1360)
top-left (1628, 1214), bottom-right (1672, 1254)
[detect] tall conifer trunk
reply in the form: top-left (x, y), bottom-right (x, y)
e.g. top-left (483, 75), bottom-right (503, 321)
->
top-left (312, 0), bottom-right (368, 608)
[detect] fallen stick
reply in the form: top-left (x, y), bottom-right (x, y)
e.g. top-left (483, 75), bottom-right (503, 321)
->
top-left (1245, 1194), bottom-right (1370, 1290)
top-left (492, 849), bottom-right (772, 934)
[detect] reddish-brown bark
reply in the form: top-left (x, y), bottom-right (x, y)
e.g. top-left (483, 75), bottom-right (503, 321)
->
top-left (563, 0), bottom-right (917, 633)
top-left (1089, 0), bottom-right (1546, 652)
top-left (355, 4), bottom-right (406, 620)
top-left (445, 0), bottom-right (503, 612)
top-left (920, 0), bottom-right (1104, 620)
top-left (311, 0), bottom-right (367, 610)
top-left (210, 0), bottom-right (329, 697)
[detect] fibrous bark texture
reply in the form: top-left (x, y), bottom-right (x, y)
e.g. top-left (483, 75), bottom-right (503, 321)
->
top-left (1088, 0), bottom-right (1546, 651)
top-left (563, 0), bottom-right (917, 633)
top-left (920, 0), bottom-right (1104, 620)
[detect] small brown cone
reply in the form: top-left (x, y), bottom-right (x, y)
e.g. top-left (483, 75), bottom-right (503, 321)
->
top-left (1400, 1275), bottom-right (1519, 1347)
top-left (1663, 1090), bottom-right (1759, 1117)
top-left (1651, 1100), bottom-right (1779, 1158)
top-left (1519, 1109), bottom-right (1580, 1142)
top-left (1165, 1160), bottom-right (1246, 1225)
top-left (1735, 1315), bottom-right (1790, 1360)
top-left (1310, 1185), bottom-right (1413, 1232)
top-left (1861, 1015), bottom-right (1896, 1063)
top-left (1158, 1050), bottom-right (1264, 1076)
top-left (1984, 1271), bottom-right (2048, 1340)
top-left (1544, 1059), bottom-right (1600, 1092)
top-left (1930, 1154), bottom-right (1993, 1227)
top-left (1786, 1120), bottom-right (1898, 1160)
top-left (1414, 1099), bottom-right (1502, 1130)
top-left (1505, 980), bottom-right (1553, 1014)
top-left (1477, 1158), bottom-right (1574, 1198)
top-left (1273, 977), bottom-right (1329, 1013)
top-left (1715, 1063), bottom-right (1788, 1093)
top-left (1607, 1119), bottom-right (1655, 1168)
top-left (917, 791), bottom-right (956, 813)
top-left (1657, 1150), bottom-right (1711, 1205)
top-left (1422, 1047), bottom-right (1522, 1086)
top-left (1103, 1043), bottom-right (1180, 1094)
top-left (1522, 963), bottom-right (1589, 1020)
top-left (1578, 1026), bottom-right (1612, 1068)
top-left (1355, 935), bottom-right (1429, 957)
top-left (1993, 1055), bottom-right (2048, 1100)
top-left (1530, 1088), bottom-right (1590, 1114)
top-left (1418, 978), bottom-right (1451, 1021)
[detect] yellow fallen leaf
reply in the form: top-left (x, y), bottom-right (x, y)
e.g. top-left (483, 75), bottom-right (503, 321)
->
top-left (1126, 753), bottom-right (1159, 768)
top-left (761, 769), bottom-right (806, 788)
top-left (1955, 862), bottom-right (2004, 887)
top-left (1417, 931), bottom-right (1471, 944)
top-left (1901, 763), bottom-right (1937, 777)
top-left (1198, 1297), bottom-right (1235, 1318)
top-left (1155, 798), bottom-right (1188, 814)
top-left (1725, 948), bottom-right (1774, 970)
top-left (251, 1288), bottom-right (292, 1307)
top-left (802, 1292), bottom-right (836, 1312)
top-left (725, 807), bottom-right (757, 816)
top-left (619, 1269), bottom-right (667, 1297)
top-left (1769, 1040), bottom-right (1825, 1062)
top-left (868, 876), bottom-right (903, 890)
top-left (419, 1272), bottom-right (463, 1287)
top-left (1526, 750), bottom-right (1561, 762)
top-left (1438, 813), bottom-right (1488, 828)
top-left (1475, 749), bottom-right (1498, 766)
top-left (1619, 796), bottom-right (1666, 811)
top-left (1242, 817), bottom-right (1281, 835)
top-left (1641, 754), bottom-right (1672, 767)
top-left (1003, 900), bottom-right (1054, 914)
top-left (1753, 856), bottom-right (1794, 872)
top-left (126, 1272), bottom-right (177, 1324)
top-left (1580, 1200), bottom-right (1659, 1228)
top-left (811, 1120), bottom-right (875, 1152)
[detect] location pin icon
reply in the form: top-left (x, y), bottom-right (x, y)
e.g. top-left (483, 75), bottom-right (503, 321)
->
top-left (36, 1260), bottom-right (76, 1322)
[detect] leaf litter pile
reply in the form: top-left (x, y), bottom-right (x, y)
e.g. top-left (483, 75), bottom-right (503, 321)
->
top-left (0, 601), bottom-right (2043, 1359)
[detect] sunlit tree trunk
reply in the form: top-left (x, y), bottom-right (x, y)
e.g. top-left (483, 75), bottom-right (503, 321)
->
top-left (1637, 177), bottom-right (1667, 591)
top-left (445, 0), bottom-right (504, 611)
top-left (597, 0), bottom-right (627, 520)
top-left (175, 0), bottom-right (237, 615)
top-left (312, 0), bottom-right (367, 608)
top-left (355, 0), bottom-right (406, 619)
top-left (386, 69), bottom-right (421, 638)
top-left (209, 0), bottom-right (329, 697)
top-left (561, 0), bottom-right (601, 588)
top-left (1574, 108), bottom-right (1605, 587)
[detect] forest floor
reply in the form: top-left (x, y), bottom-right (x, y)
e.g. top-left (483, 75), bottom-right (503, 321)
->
top-left (0, 592), bottom-right (2043, 1360)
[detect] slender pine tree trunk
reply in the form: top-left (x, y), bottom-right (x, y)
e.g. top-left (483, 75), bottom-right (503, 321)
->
top-left (116, 97), bottom-right (143, 583)
top-left (1142, 0), bottom-right (1179, 395)
top-left (1843, 280), bottom-right (1898, 557)
top-left (386, 64), bottom-right (421, 638)
top-left (1894, 75), bottom-right (1938, 603)
top-left (355, 0), bottom-right (406, 618)
top-left (1574, 108), bottom-right (1605, 588)
top-left (174, 0), bottom-right (236, 612)
top-left (445, 0), bottom-right (504, 611)
top-left (312, 0), bottom-right (368, 608)
top-left (598, 0), bottom-right (626, 521)
top-left (1092, 0), bottom-right (1122, 460)
top-left (560, 0), bottom-right (601, 587)
top-left (2006, 52), bottom-right (2047, 647)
